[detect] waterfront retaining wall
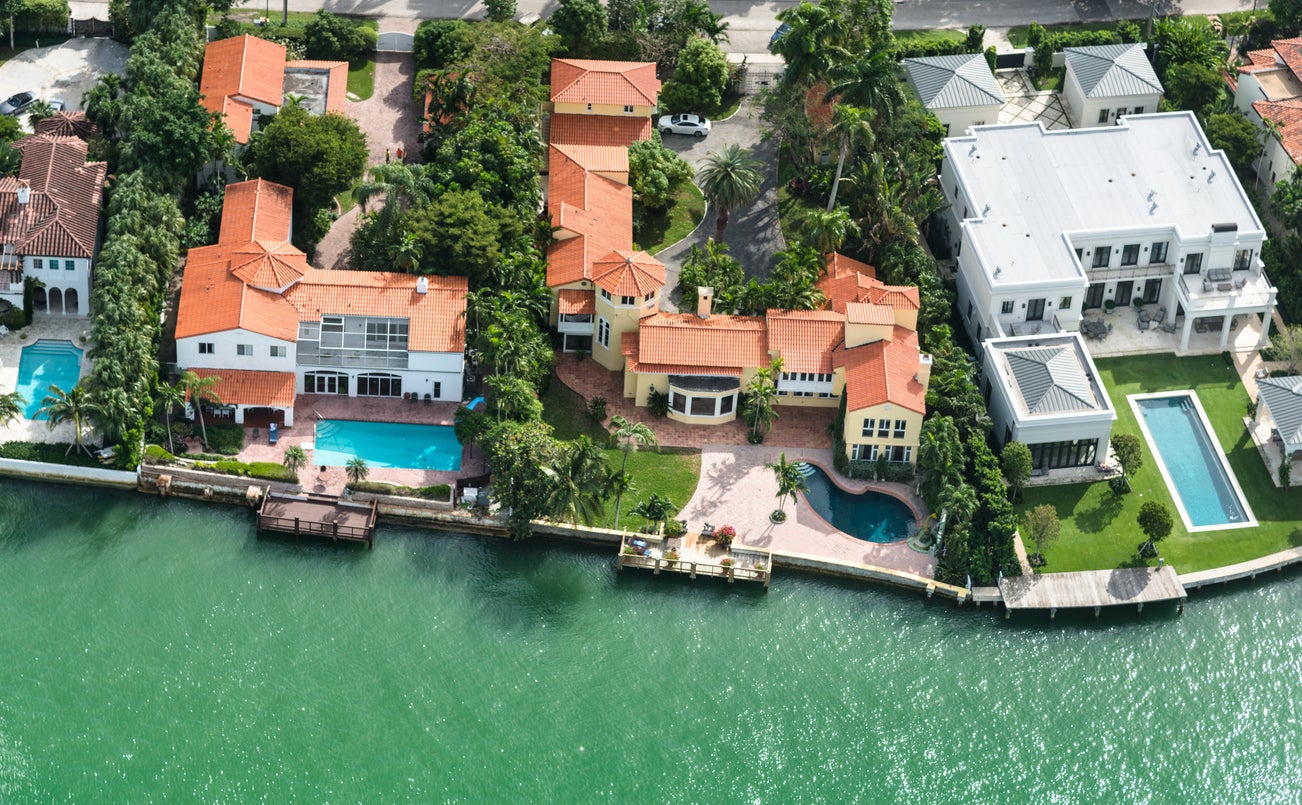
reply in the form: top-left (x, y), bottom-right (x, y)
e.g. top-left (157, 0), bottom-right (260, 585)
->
top-left (0, 457), bottom-right (138, 490)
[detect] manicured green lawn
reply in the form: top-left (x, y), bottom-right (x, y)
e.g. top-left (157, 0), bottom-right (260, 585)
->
top-left (540, 377), bottom-right (701, 532)
top-left (712, 90), bottom-right (744, 121)
top-left (1018, 353), bottom-right (1302, 574)
top-left (347, 59), bottom-right (376, 100)
top-left (634, 183), bottom-right (704, 255)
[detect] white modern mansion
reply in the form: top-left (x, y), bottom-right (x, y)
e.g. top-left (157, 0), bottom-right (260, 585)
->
top-left (940, 112), bottom-right (1278, 357)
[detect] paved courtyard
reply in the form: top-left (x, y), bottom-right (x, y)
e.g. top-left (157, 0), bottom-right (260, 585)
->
top-left (679, 445), bottom-right (936, 579)
top-left (996, 70), bottom-right (1071, 130)
top-left (0, 38), bottom-right (128, 126)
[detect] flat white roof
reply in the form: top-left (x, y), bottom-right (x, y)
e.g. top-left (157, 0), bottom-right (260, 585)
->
top-left (947, 113), bottom-right (1266, 286)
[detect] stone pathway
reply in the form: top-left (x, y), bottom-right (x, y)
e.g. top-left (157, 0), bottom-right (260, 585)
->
top-left (679, 445), bottom-right (936, 579)
top-left (996, 69), bottom-right (1072, 130)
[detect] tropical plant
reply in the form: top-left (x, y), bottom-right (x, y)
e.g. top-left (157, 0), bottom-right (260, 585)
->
top-left (282, 445), bottom-right (308, 478)
top-left (696, 143), bottom-right (763, 242)
top-left (766, 452), bottom-right (809, 515)
top-left (630, 492), bottom-right (679, 532)
top-left (0, 389), bottom-right (22, 426)
top-left (608, 415), bottom-right (659, 528)
top-left (917, 416), bottom-right (963, 509)
top-left (771, 0), bottom-right (851, 86)
top-left (714, 523), bottom-right (737, 547)
top-left (1137, 500), bottom-right (1173, 558)
top-left (1000, 441), bottom-right (1033, 502)
top-left (743, 358), bottom-right (783, 439)
top-left (800, 206), bottom-right (860, 254)
top-left (155, 381), bottom-right (186, 455)
top-left (543, 435), bottom-right (611, 525)
top-left (180, 370), bottom-right (222, 450)
top-left (24, 100), bottom-right (54, 127)
top-left (37, 382), bottom-right (101, 456)
top-left (1111, 433), bottom-right (1144, 480)
top-left (345, 456), bottom-right (370, 485)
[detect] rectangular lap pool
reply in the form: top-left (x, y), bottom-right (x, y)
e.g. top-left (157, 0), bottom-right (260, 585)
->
top-left (1129, 392), bottom-right (1255, 531)
top-left (17, 340), bottom-right (83, 420)
top-left (313, 419), bottom-right (462, 471)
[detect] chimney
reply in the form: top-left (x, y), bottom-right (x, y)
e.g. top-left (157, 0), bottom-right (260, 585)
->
top-left (16, 180), bottom-right (29, 205)
top-left (416, 276), bottom-right (429, 294)
top-left (697, 286), bottom-right (713, 318)
top-left (916, 353), bottom-right (933, 389)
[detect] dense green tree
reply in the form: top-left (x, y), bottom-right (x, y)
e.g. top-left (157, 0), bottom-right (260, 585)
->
top-left (303, 11), bottom-right (374, 61)
top-left (1023, 504), bottom-right (1060, 559)
top-left (483, 419), bottom-right (562, 538)
top-left (1162, 61), bottom-right (1224, 119)
top-left (484, 0), bottom-right (516, 23)
top-left (1271, 172), bottom-right (1302, 231)
top-left (424, 110), bottom-right (542, 215)
top-left (117, 71), bottom-right (220, 187)
top-left (628, 131), bottom-right (694, 212)
top-left (660, 36), bottom-right (730, 113)
top-left (676, 239), bottom-right (745, 309)
top-left (1208, 112), bottom-right (1261, 178)
top-left (765, 243), bottom-right (825, 310)
top-left (917, 415), bottom-right (963, 509)
top-left (1153, 16), bottom-right (1229, 78)
top-left (403, 189), bottom-right (503, 284)
top-left (696, 143), bottom-right (763, 242)
top-left (1270, 0), bottom-right (1302, 35)
top-left (550, 0), bottom-right (608, 55)
top-left (1111, 433), bottom-right (1144, 478)
top-left (484, 372), bottom-right (544, 422)
top-left (1000, 441), bottom-right (1033, 502)
top-left (1137, 501), bottom-right (1173, 557)
top-left (413, 19), bottom-right (470, 70)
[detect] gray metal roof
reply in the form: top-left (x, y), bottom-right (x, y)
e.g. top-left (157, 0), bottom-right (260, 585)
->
top-left (903, 53), bottom-right (1003, 110)
top-left (1005, 345), bottom-right (1100, 415)
top-left (1258, 375), bottom-right (1302, 446)
top-left (1065, 43), bottom-right (1163, 98)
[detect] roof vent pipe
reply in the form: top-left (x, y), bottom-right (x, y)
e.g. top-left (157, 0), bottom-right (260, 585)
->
top-left (16, 180), bottom-right (28, 205)
top-left (416, 276), bottom-right (429, 294)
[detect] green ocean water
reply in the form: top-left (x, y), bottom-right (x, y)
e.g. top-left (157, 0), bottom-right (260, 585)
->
top-left (1, 480), bottom-right (1300, 802)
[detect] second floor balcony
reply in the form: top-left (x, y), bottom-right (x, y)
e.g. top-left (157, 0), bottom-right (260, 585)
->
top-left (1178, 267), bottom-right (1276, 313)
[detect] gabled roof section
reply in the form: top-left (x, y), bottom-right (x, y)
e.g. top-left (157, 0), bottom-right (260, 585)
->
top-left (0, 134), bottom-right (106, 259)
top-left (187, 368), bottom-right (296, 408)
top-left (285, 59), bottom-right (349, 114)
top-left (219, 179), bottom-right (294, 244)
top-left (550, 59), bottom-right (660, 106)
top-left (592, 249), bottom-right (665, 296)
top-left (766, 309), bottom-right (844, 374)
top-left (1258, 375), bottom-right (1302, 445)
top-left (550, 113), bottom-right (651, 146)
top-left (904, 53), bottom-right (1004, 109)
top-left (558, 288), bottom-right (595, 315)
top-left (1065, 43), bottom-right (1162, 98)
top-left (634, 313), bottom-right (770, 373)
top-left (1004, 344), bottom-right (1100, 414)
top-left (837, 327), bottom-right (925, 414)
top-left (201, 34), bottom-right (287, 108)
top-left (1252, 98), bottom-right (1302, 165)
top-left (551, 141), bottom-right (630, 174)
top-left (818, 252), bottom-right (919, 313)
top-left (174, 243), bottom-right (300, 341)
top-left (288, 271), bottom-right (467, 353)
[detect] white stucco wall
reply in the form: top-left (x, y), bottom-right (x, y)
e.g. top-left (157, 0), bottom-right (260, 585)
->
top-left (1063, 68), bottom-right (1160, 128)
top-left (177, 329), bottom-right (297, 372)
top-left (26, 255), bottom-right (91, 316)
top-left (932, 103), bottom-right (1003, 137)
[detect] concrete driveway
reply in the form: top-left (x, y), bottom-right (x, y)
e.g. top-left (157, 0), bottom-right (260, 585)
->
top-left (0, 39), bottom-right (128, 122)
top-left (657, 97), bottom-right (784, 311)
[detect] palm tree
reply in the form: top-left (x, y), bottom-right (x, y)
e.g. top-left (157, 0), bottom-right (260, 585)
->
top-left (771, 0), bottom-right (851, 86)
top-left (766, 452), bottom-right (810, 514)
top-left (824, 104), bottom-right (875, 212)
top-left (345, 456), bottom-right (369, 485)
top-left (24, 100), bottom-right (54, 128)
top-left (155, 381), bottom-right (185, 455)
top-left (386, 232), bottom-right (424, 272)
top-left (696, 144), bottom-right (764, 243)
top-left (630, 493), bottom-right (680, 533)
top-left (282, 445), bottom-right (308, 479)
top-left (180, 370), bottom-right (221, 450)
top-left (542, 436), bottom-right (610, 525)
top-left (801, 207), bottom-right (860, 254)
top-left (0, 389), bottom-right (23, 426)
top-left (37, 382), bottom-right (101, 456)
top-left (744, 358), bottom-right (783, 439)
top-left (824, 48), bottom-right (903, 124)
top-left (609, 415), bottom-right (658, 528)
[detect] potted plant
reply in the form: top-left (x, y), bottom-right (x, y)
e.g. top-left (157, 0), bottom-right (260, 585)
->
top-left (753, 562), bottom-right (767, 573)
top-left (715, 524), bottom-right (737, 548)
top-left (1104, 299), bottom-right (1116, 315)
top-left (720, 557), bottom-right (735, 576)
top-left (664, 548), bottom-right (680, 563)
top-left (1131, 297), bottom-right (1143, 309)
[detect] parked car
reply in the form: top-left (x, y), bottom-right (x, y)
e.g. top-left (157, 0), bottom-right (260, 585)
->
top-left (47, 99), bottom-right (65, 112)
top-left (0, 91), bottom-right (35, 116)
top-left (658, 113), bottom-right (712, 137)
top-left (769, 23), bottom-right (791, 51)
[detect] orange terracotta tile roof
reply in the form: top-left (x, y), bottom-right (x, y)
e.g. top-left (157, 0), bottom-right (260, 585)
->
top-left (765, 309), bottom-right (844, 374)
top-left (805, 83), bottom-right (834, 127)
top-left (550, 113), bottom-right (651, 147)
top-left (621, 330), bottom-right (638, 357)
top-left (0, 135), bottom-right (106, 259)
top-left (219, 179), bottom-right (294, 244)
top-left (818, 252), bottom-right (919, 313)
top-left (592, 249), bottom-right (665, 296)
top-left (837, 326), bottom-right (926, 414)
top-left (633, 313), bottom-right (770, 373)
top-left (1253, 99), bottom-right (1302, 164)
top-left (551, 59), bottom-right (660, 107)
top-left (548, 149), bottom-right (634, 228)
top-left (188, 368), bottom-right (296, 408)
top-left (212, 95), bottom-right (255, 144)
top-left (178, 179), bottom-right (468, 353)
top-left (33, 111), bottom-right (96, 140)
top-left (551, 141), bottom-right (629, 173)
top-left (1240, 48), bottom-right (1280, 74)
top-left (201, 35), bottom-right (287, 108)
top-left (285, 60), bottom-right (349, 113)
top-left (558, 288), bottom-right (595, 314)
top-left (825, 251), bottom-right (876, 278)
top-left (845, 301), bottom-right (896, 325)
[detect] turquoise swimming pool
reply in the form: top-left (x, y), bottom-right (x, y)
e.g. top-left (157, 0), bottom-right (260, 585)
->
top-left (16, 340), bottom-right (83, 419)
top-left (799, 464), bottom-right (916, 543)
top-left (314, 419), bottom-right (462, 471)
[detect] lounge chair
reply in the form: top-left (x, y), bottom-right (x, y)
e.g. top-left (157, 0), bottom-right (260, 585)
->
top-left (702, 523), bottom-right (715, 537)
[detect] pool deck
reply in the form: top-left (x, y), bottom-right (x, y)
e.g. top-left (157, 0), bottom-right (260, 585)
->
top-left (0, 316), bottom-right (91, 446)
top-left (678, 446), bottom-right (935, 580)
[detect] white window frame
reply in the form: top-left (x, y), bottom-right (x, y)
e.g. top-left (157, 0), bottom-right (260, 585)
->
top-left (597, 317), bottom-right (610, 348)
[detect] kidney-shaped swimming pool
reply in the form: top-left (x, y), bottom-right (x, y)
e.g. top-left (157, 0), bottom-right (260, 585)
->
top-left (799, 463), bottom-right (916, 543)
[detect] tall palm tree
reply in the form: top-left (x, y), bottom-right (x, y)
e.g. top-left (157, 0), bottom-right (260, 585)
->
top-left (824, 48), bottom-right (904, 123)
top-left (345, 456), bottom-right (370, 485)
top-left (37, 383), bottom-right (101, 456)
top-left (0, 389), bottom-right (23, 426)
top-left (608, 415), bottom-right (658, 528)
top-left (386, 232), bottom-right (424, 272)
top-left (180, 370), bottom-right (222, 450)
top-left (744, 358), bottom-right (783, 439)
top-left (824, 104), bottom-right (875, 212)
top-left (801, 207), bottom-right (860, 255)
top-left (156, 381), bottom-right (186, 455)
top-left (696, 144), bottom-right (764, 243)
top-left (771, 0), bottom-right (851, 86)
top-left (542, 436), bottom-right (610, 525)
top-left (282, 445), bottom-right (308, 479)
top-left (766, 452), bottom-right (810, 514)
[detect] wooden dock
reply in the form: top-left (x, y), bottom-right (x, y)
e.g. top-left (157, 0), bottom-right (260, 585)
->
top-left (998, 566), bottom-right (1186, 618)
top-left (616, 535), bottom-right (771, 588)
top-left (256, 491), bottom-right (378, 548)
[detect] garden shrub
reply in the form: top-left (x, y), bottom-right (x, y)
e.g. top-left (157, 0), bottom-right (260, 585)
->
top-left (196, 459), bottom-right (297, 482)
top-left (144, 444), bottom-right (174, 463)
top-left (0, 441), bottom-right (100, 467)
top-left (203, 423), bottom-right (246, 455)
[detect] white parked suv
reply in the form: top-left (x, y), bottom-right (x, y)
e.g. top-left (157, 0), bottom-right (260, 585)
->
top-left (658, 113), bottom-right (712, 137)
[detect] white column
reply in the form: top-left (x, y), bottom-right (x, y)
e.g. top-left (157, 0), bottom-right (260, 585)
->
top-left (1219, 316), bottom-right (1232, 349)
top-left (1258, 310), bottom-right (1273, 348)
top-left (1179, 317), bottom-right (1193, 353)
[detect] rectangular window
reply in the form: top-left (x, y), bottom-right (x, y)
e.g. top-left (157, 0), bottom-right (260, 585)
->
top-left (690, 396), bottom-right (715, 416)
top-left (1059, 296), bottom-right (1072, 310)
top-left (1092, 247), bottom-right (1111, 268)
top-left (893, 419), bottom-right (907, 438)
top-left (1098, 109), bottom-right (1110, 124)
top-left (670, 392), bottom-right (687, 413)
top-left (623, 104), bottom-right (634, 113)
top-left (1121, 244), bottom-right (1140, 266)
top-left (861, 418), bottom-right (875, 438)
top-left (236, 344), bottom-right (253, 356)
top-left (597, 317), bottom-right (610, 348)
top-left (1132, 107), bottom-right (1142, 115)
top-left (32, 258), bottom-right (41, 269)
top-left (1074, 248), bottom-right (1083, 262)
top-left (1184, 252), bottom-right (1203, 275)
top-left (877, 420), bottom-right (890, 438)
top-left (270, 345), bottom-right (286, 358)
top-left (720, 395), bottom-right (735, 415)
top-left (198, 342), bottom-right (214, 354)
top-left (600, 289), bottom-right (612, 300)
top-left (65, 260), bottom-right (74, 271)
top-left (433, 382), bottom-right (442, 399)
top-left (1000, 300), bottom-right (1014, 315)
top-left (620, 295), bottom-right (636, 306)
top-left (1234, 249), bottom-right (1253, 270)
top-left (1150, 241), bottom-right (1168, 264)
